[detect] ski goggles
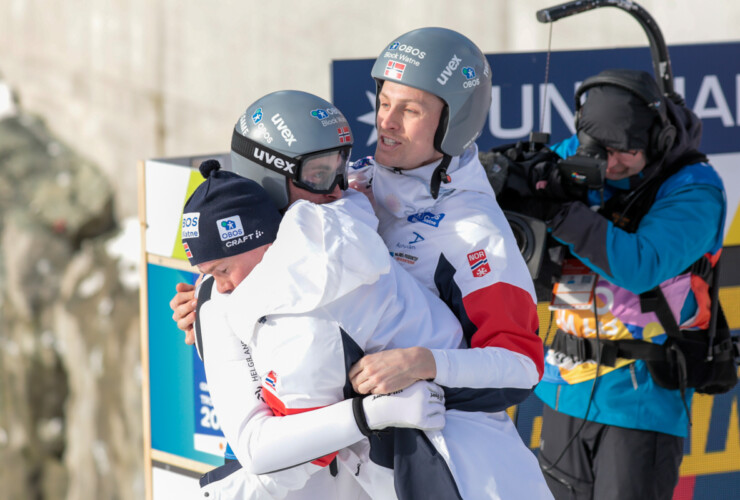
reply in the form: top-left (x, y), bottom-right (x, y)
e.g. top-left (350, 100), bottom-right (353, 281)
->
top-left (232, 131), bottom-right (351, 194)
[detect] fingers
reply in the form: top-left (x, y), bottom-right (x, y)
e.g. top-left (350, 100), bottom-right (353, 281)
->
top-left (184, 328), bottom-right (195, 346)
top-left (169, 281), bottom-right (199, 343)
top-left (175, 282), bottom-right (195, 293)
top-left (169, 283), bottom-right (195, 311)
top-left (175, 310), bottom-right (197, 334)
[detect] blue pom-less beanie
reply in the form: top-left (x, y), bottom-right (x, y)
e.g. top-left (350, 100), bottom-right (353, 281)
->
top-left (181, 160), bottom-right (282, 266)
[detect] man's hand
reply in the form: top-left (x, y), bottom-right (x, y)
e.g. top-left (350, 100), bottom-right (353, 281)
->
top-left (169, 282), bottom-right (197, 345)
top-left (348, 170), bottom-right (375, 206)
top-left (349, 347), bottom-right (436, 395)
top-left (361, 380), bottom-right (446, 432)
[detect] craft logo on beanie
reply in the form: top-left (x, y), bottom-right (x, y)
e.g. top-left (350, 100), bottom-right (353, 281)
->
top-left (182, 159), bottom-right (282, 266)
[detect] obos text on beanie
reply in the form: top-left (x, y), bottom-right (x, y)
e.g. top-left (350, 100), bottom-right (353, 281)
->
top-left (181, 159), bottom-right (282, 267)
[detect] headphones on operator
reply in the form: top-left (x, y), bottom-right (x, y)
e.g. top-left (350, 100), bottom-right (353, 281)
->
top-left (574, 70), bottom-right (677, 158)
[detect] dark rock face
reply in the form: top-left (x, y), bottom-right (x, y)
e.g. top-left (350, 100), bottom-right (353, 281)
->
top-left (0, 104), bottom-right (143, 499)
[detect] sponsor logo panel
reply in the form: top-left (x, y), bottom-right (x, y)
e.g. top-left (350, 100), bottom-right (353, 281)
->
top-left (467, 249), bottom-right (491, 277)
top-left (407, 212), bottom-right (445, 227)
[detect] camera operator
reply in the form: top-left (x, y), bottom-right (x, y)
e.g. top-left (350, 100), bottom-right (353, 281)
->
top-left (531, 69), bottom-right (727, 500)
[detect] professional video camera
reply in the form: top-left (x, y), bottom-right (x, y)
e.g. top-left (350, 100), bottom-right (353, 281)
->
top-left (557, 133), bottom-right (607, 192)
top-left (484, 0), bottom-right (679, 296)
top-left (481, 138), bottom-right (578, 300)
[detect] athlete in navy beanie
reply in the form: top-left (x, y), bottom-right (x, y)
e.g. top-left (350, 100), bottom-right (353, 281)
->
top-left (181, 159), bottom-right (282, 267)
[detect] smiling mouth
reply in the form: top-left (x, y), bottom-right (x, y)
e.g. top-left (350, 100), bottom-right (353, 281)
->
top-left (381, 136), bottom-right (400, 146)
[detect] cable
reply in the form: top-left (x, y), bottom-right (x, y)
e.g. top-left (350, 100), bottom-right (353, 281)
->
top-left (539, 22), bottom-right (554, 134)
top-left (541, 286), bottom-right (602, 474)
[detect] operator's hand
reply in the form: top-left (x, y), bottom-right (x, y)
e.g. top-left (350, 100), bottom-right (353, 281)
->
top-left (362, 380), bottom-right (445, 432)
top-left (350, 347), bottom-right (436, 395)
top-left (531, 160), bottom-right (587, 202)
top-left (169, 282), bottom-right (197, 345)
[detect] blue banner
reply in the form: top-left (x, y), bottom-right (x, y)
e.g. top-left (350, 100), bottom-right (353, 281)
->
top-left (332, 42), bottom-right (740, 159)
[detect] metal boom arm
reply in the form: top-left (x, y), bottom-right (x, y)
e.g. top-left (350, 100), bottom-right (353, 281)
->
top-left (536, 0), bottom-right (675, 96)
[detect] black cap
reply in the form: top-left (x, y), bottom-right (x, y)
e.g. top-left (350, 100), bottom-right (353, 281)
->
top-left (181, 160), bottom-right (282, 266)
top-left (579, 79), bottom-right (659, 153)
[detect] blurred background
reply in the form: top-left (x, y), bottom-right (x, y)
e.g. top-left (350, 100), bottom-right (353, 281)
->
top-left (0, 1), bottom-right (738, 498)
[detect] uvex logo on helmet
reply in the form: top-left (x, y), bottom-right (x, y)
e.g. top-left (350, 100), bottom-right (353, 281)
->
top-left (270, 114), bottom-right (297, 146)
top-left (252, 147), bottom-right (296, 174)
top-left (437, 55), bottom-right (462, 85)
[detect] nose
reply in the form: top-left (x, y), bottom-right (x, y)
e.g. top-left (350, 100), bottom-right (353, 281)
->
top-left (606, 152), bottom-right (619, 170)
top-left (377, 105), bottom-right (399, 131)
top-left (216, 279), bottom-right (234, 294)
top-left (323, 184), bottom-right (343, 202)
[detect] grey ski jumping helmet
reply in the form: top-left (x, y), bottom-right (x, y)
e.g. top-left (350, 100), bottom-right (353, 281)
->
top-left (230, 90), bottom-right (353, 209)
top-left (371, 27), bottom-right (492, 158)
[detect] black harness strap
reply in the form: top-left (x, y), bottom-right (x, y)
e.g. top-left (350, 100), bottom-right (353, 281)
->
top-left (551, 330), bottom-right (667, 367)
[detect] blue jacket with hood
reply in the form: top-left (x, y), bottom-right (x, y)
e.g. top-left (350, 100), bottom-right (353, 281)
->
top-left (534, 95), bottom-right (726, 437)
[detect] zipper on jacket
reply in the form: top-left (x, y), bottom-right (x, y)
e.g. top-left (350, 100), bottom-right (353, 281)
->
top-left (630, 363), bottom-right (639, 390)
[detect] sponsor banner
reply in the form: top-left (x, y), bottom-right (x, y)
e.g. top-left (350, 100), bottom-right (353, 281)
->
top-left (332, 43), bottom-right (740, 243)
top-left (145, 156), bottom-right (229, 260)
top-left (147, 263), bottom-right (223, 467)
top-left (192, 348), bottom-right (227, 457)
top-left (332, 43), bottom-right (740, 157)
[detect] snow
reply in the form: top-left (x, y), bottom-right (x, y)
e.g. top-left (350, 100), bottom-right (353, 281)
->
top-left (106, 217), bottom-right (141, 291)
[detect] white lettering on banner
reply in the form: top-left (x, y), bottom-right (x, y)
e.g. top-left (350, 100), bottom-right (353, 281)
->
top-left (556, 308), bottom-right (577, 335)
top-left (693, 75), bottom-right (734, 126)
top-left (595, 286), bottom-right (613, 316)
top-left (200, 406), bottom-right (221, 431)
top-left (674, 77), bottom-right (685, 102)
top-left (489, 85), bottom-right (534, 138)
top-left (540, 83), bottom-right (575, 135)
top-left (601, 317), bottom-right (620, 336)
top-left (354, 70), bottom-right (740, 149)
top-left (437, 55), bottom-right (462, 85)
top-left (253, 147), bottom-right (296, 173)
top-left (271, 114), bottom-right (297, 146)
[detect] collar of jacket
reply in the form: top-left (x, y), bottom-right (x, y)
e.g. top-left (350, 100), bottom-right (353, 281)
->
top-left (373, 143), bottom-right (495, 219)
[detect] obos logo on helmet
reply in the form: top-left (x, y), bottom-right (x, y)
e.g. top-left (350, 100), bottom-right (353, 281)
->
top-left (217, 216), bottom-right (244, 242)
top-left (249, 107), bottom-right (274, 144)
top-left (182, 212), bottom-right (200, 239)
top-left (462, 66), bottom-right (480, 89)
top-left (384, 41), bottom-right (425, 69)
top-left (310, 107), bottom-right (347, 128)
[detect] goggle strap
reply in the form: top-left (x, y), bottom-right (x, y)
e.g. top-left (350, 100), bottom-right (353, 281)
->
top-left (231, 131), bottom-right (299, 179)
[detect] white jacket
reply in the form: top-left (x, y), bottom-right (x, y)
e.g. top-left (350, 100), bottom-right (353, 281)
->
top-left (351, 146), bottom-right (544, 395)
top-left (196, 190), bottom-right (551, 499)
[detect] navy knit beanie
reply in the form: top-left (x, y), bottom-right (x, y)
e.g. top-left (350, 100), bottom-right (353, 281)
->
top-left (181, 159), bottom-right (282, 266)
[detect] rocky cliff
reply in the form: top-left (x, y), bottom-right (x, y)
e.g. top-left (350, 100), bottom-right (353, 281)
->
top-left (0, 84), bottom-right (143, 500)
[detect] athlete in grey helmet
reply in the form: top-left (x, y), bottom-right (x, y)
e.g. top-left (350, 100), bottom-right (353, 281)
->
top-left (369, 26), bottom-right (492, 198)
top-left (229, 90), bottom-right (353, 209)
